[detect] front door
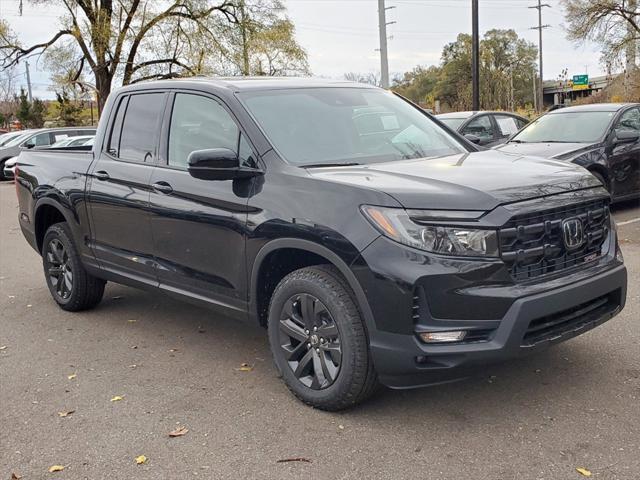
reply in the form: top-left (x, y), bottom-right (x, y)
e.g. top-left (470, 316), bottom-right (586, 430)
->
top-left (87, 92), bottom-right (166, 286)
top-left (148, 92), bottom-right (256, 314)
top-left (609, 107), bottom-right (640, 199)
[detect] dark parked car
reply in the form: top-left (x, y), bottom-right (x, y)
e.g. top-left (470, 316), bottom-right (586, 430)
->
top-left (15, 78), bottom-right (626, 410)
top-left (495, 103), bottom-right (640, 203)
top-left (0, 127), bottom-right (96, 180)
top-left (437, 111), bottom-right (529, 147)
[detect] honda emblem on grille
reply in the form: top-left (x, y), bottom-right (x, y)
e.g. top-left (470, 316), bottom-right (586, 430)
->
top-left (562, 218), bottom-right (585, 250)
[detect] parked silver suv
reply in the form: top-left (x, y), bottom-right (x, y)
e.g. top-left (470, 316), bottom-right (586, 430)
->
top-left (0, 127), bottom-right (96, 180)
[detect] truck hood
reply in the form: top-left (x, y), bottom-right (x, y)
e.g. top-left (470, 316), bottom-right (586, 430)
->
top-left (494, 141), bottom-right (598, 159)
top-left (306, 150), bottom-right (600, 210)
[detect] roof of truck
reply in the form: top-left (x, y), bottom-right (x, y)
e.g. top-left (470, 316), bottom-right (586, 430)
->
top-left (121, 76), bottom-right (376, 92)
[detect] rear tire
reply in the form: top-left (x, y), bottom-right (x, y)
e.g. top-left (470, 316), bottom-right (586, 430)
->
top-left (42, 222), bottom-right (105, 311)
top-left (268, 265), bottom-right (378, 411)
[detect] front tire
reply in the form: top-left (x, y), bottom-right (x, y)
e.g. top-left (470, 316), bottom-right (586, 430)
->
top-left (42, 222), bottom-right (105, 311)
top-left (268, 265), bottom-right (378, 411)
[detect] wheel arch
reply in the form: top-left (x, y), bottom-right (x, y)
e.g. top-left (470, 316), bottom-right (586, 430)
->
top-left (34, 199), bottom-right (73, 253)
top-left (249, 238), bottom-right (376, 335)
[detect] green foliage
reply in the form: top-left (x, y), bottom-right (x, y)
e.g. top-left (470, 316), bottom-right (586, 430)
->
top-left (30, 98), bottom-right (46, 128)
top-left (56, 92), bottom-right (83, 126)
top-left (392, 29), bottom-right (538, 111)
top-left (15, 88), bottom-right (32, 126)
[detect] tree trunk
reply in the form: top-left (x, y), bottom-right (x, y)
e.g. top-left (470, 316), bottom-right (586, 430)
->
top-left (94, 68), bottom-right (113, 117)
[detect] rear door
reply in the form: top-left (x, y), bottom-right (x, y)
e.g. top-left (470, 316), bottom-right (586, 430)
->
top-left (87, 92), bottom-right (167, 286)
top-left (609, 106), bottom-right (640, 198)
top-left (148, 91), bottom-right (255, 314)
top-left (493, 114), bottom-right (523, 145)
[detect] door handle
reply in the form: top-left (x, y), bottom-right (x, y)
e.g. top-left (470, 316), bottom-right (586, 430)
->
top-left (152, 181), bottom-right (173, 194)
top-left (94, 170), bottom-right (110, 181)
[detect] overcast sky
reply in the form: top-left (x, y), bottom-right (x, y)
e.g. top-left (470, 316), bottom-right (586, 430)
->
top-left (0, 0), bottom-right (604, 99)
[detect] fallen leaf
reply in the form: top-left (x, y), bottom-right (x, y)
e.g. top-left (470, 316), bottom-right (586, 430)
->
top-left (0, 345), bottom-right (7, 350)
top-left (11, 472), bottom-right (22, 479)
top-left (338, 424), bottom-right (345, 430)
top-left (48, 465), bottom-right (65, 473)
top-left (236, 363), bottom-right (253, 372)
top-left (276, 458), bottom-right (312, 464)
top-left (112, 296), bottom-right (124, 300)
top-left (67, 373), bottom-right (77, 380)
top-left (128, 364), bottom-right (138, 369)
top-left (128, 319), bottom-right (137, 323)
top-left (26, 304), bottom-right (32, 308)
top-left (58, 410), bottom-right (75, 417)
top-left (169, 426), bottom-right (189, 437)
top-left (169, 348), bottom-right (179, 352)
top-left (135, 455), bottom-right (147, 465)
top-left (110, 395), bottom-right (124, 402)
top-left (576, 467), bottom-right (592, 477)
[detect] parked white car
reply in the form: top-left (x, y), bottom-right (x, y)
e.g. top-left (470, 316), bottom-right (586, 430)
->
top-left (2, 156), bottom-right (18, 180)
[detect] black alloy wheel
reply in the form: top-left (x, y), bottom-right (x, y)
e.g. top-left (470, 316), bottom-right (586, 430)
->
top-left (278, 293), bottom-right (342, 390)
top-left (42, 222), bottom-right (105, 311)
top-left (45, 238), bottom-right (73, 300)
top-left (268, 265), bottom-right (379, 411)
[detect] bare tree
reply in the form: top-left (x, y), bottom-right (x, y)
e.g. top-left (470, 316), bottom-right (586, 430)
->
top-left (562, 0), bottom-right (639, 69)
top-left (0, 1), bottom-right (237, 113)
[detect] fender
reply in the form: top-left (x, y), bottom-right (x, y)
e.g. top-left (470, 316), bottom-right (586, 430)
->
top-left (249, 238), bottom-right (377, 336)
top-left (33, 196), bottom-right (88, 257)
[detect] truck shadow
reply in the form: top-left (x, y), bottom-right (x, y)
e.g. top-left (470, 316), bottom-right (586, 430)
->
top-left (89, 281), bottom-right (627, 429)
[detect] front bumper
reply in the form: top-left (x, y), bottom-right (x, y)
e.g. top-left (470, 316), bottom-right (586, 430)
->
top-left (370, 263), bottom-right (625, 388)
top-left (353, 234), bottom-right (627, 389)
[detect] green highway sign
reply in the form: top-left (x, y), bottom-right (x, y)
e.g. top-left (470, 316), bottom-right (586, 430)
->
top-left (573, 74), bottom-right (589, 85)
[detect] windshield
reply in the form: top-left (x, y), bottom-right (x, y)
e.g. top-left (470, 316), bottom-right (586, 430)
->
top-left (239, 88), bottom-right (465, 166)
top-left (0, 132), bottom-right (22, 146)
top-left (3, 131), bottom-right (34, 148)
top-left (511, 111), bottom-right (615, 143)
top-left (438, 117), bottom-right (467, 131)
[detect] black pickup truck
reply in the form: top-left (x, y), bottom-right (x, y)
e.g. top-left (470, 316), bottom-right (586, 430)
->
top-left (15, 78), bottom-right (627, 410)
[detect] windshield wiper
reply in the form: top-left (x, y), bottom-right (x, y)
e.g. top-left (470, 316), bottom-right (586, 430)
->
top-left (509, 139), bottom-right (527, 144)
top-left (300, 162), bottom-right (362, 168)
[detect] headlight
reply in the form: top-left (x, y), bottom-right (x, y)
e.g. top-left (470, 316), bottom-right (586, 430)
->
top-left (361, 205), bottom-right (499, 257)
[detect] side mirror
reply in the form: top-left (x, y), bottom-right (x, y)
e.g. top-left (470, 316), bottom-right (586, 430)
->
top-left (464, 133), bottom-right (481, 145)
top-left (614, 129), bottom-right (640, 144)
top-left (187, 148), bottom-right (262, 181)
top-left (23, 143), bottom-right (35, 149)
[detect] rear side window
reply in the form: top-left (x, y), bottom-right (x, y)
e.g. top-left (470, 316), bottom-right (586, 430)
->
top-left (495, 115), bottom-right (520, 136)
top-left (118, 93), bottom-right (165, 162)
top-left (168, 93), bottom-right (239, 169)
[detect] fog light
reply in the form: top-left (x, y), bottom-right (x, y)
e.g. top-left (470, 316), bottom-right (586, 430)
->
top-left (418, 331), bottom-right (466, 343)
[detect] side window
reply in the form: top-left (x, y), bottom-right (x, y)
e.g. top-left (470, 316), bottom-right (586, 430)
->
top-left (24, 132), bottom-right (52, 147)
top-left (616, 108), bottom-right (640, 132)
top-left (168, 93), bottom-right (239, 169)
top-left (52, 131), bottom-right (74, 143)
top-left (107, 96), bottom-right (128, 156)
top-left (516, 117), bottom-right (529, 130)
top-left (239, 134), bottom-right (257, 168)
top-left (462, 115), bottom-right (495, 141)
top-left (119, 93), bottom-right (165, 162)
top-left (495, 115), bottom-right (520, 137)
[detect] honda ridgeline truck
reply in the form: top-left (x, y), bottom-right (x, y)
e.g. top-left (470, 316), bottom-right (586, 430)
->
top-left (15, 78), bottom-right (627, 410)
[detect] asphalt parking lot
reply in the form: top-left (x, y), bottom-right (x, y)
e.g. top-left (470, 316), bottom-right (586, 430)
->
top-left (1, 182), bottom-right (639, 480)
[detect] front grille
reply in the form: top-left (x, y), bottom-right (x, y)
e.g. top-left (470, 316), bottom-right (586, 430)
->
top-left (499, 199), bottom-right (610, 281)
top-left (522, 290), bottom-right (620, 346)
